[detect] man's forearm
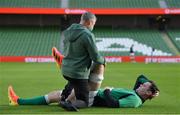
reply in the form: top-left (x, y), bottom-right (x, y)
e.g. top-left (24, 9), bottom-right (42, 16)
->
top-left (103, 89), bottom-right (119, 108)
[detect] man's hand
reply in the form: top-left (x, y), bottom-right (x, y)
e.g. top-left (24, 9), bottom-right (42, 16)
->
top-left (104, 87), bottom-right (114, 91)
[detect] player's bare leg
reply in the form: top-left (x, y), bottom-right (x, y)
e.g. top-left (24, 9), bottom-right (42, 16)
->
top-left (45, 90), bottom-right (62, 103)
top-left (89, 63), bottom-right (104, 91)
top-left (88, 63), bottom-right (105, 106)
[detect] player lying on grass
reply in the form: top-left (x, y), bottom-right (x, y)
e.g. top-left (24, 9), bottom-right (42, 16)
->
top-left (51, 47), bottom-right (159, 108)
top-left (8, 48), bottom-right (159, 109)
top-left (8, 74), bottom-right (159, 108)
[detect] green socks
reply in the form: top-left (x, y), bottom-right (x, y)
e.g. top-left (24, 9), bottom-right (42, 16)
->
top-left (17, 96), bottom-right (48, 105)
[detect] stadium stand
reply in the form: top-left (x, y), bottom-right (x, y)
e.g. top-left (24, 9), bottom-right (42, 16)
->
top-left (69, 0), bottom-right (160, 8)
top-left (94, 28), bottom-right (173, 56)
top-left (0, 0), bottom-right (60, 8)
top-left (165, 0), bottom-right (180, 8)
top-left (0, 26), bottom-right (60, 56)
top-left (167, 29), bottom-right (180, 51)
top-left (0, 26), bottom-right (174, 56)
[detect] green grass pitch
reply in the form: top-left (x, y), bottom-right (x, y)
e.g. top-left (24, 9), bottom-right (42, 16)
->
top-left (0, 62), bottom-right (180, 114)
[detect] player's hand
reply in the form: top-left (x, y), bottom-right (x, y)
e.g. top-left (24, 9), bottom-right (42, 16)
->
top-left (104, 86), bottom-right (113, 91)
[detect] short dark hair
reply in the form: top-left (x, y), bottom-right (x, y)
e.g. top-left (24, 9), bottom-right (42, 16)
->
top-left (148, 80), bottom-right (160, 99)
top-left (81, 12), bottom-right (96, 22)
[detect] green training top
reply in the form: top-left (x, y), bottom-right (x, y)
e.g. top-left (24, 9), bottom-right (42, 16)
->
top-left (96, 75), bottom-right (151, 108)
top-left (97, 88), bottom-right (142, 108)
top-left (61, 23), bottom-right (105, 79)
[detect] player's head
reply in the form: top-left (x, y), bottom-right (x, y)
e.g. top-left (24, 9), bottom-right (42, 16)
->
top-left (80, 12), bottom-right (97, 31)
top-left (136, 81), bottom-right (159, 100)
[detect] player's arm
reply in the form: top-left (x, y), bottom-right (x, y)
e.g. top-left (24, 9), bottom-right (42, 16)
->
top-left (103, 89), bottom-right (119, 108)
top-left (103, 89), bottom-right (136, 108)
top-left (133, 75), bottom-right (150, 90)
top-left (83, 33), bottom-right (106, 65)
top-left (119, 95), bottom-right (140, 108)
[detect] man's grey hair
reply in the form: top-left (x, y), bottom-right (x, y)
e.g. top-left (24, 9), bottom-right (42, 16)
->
top-left (81, 12), bottom-right (96, 22)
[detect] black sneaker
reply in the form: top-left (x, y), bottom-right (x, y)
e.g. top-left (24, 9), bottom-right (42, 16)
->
top-left (59, 101), bottom-right (79, 112)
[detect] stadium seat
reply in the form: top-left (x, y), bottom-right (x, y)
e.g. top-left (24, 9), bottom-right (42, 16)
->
top-left (165, 0), bottom-right (180, 8)
top-left (167, 29), bottom-right (180, 51)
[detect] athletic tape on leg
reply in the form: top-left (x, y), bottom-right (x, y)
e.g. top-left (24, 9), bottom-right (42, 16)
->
top-left (88, 91), bottom-right (98, 107)
top-left (44, 95), bottom-right (50, 104)
top-left (89, 73), bottom-right (104, 83)
top-left (45, 90), bottom-right (62, 104)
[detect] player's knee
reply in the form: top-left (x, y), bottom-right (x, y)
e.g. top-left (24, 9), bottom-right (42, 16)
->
top-left (89, 73), bottom-right (104, 83)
